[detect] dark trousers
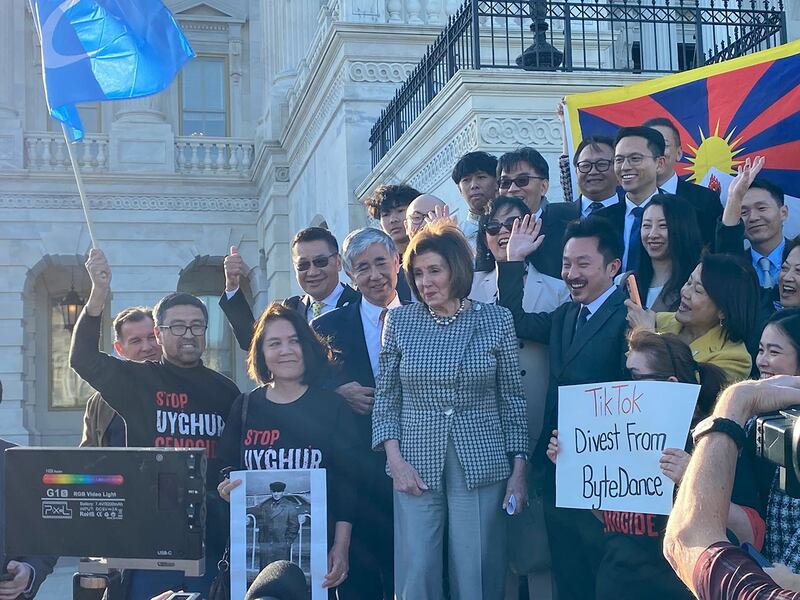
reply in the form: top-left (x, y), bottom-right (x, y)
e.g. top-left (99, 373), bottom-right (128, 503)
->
top-left (339, 457), bottom-right (394, 600)
top-left (542, 471), bottom-right (605, 600)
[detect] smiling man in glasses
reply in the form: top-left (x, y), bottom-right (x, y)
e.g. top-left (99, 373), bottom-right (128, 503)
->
top-left (70, 249), bottom-right (240, 599)
top-left (219, 227), bottom-right (361, 351)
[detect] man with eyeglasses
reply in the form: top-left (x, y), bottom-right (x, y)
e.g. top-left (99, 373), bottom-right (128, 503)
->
top-left (70, 249), bottom-right (240, 599)
top-left (404, 194), bottom-right (446, 239)
top-left (219, 227), bottom-right (361, 351)
top-left (549, 136), bottom-right (626, 246)
top-left (643, 117), bottom-right (721, 248)
top-left (497, 147), bottom-right (568, 279)
top-left (311, 227), bottom-right (409, 600)
top-left (598, 126), bottom-right (668, 273)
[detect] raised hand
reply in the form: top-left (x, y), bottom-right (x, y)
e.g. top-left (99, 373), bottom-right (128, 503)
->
top-left (728, 156), bottom-right (765, 203)
top-left (506, 214), bottom-right (545, 262)
top-left (85, 248), bottom-right (111, 291)
top-left (84, 248), bottom-right (111, 316)
top-left (722, 156), bottom-right (765, 226)
top-left (224, 245), bottom-right (250, 292)
top-left (425, 203), bottom-right (458, 227)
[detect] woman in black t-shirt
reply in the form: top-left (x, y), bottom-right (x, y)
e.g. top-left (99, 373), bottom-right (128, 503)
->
top-left (547, 329), bottom-right (764, 600)
top-left (217, 302), bottom-right (360, 592)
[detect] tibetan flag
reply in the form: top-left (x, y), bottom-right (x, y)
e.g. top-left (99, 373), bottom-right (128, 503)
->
top-left (565, 40), bottom-right (800, 235)
top-left (31, 0), bottom-right (195, 141)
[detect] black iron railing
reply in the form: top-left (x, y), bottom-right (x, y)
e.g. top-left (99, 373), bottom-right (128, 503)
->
top-left (369, 0), bottom-right (787, 166)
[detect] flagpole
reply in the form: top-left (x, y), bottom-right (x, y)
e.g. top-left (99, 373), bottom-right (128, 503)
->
top-left (61, 124), bottom-right (98, 249)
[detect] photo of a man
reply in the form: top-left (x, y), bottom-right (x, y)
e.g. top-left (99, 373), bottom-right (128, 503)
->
top-left (249, 481), bottom-right (301, 566)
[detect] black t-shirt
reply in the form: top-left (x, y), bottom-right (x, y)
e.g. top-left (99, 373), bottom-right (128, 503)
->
top-left (69, 312), bottom-right (240, 491)
top-left (596, 447), bottom-right (763, 600)
top-left (218, 385), bottom-right (359, 525)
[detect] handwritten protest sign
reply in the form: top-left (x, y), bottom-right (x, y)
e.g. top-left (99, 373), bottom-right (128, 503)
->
top-left (556, 381), bottom-right (698, 515)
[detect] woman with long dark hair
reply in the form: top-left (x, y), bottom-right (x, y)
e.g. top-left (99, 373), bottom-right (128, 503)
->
top-left (217, 302), bottom-right (360, 594)
top-left (634, 193), bottom-right (703, 311)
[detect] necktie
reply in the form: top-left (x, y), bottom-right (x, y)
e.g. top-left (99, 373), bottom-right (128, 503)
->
top-left (625, 206), bottom-right (645, 272)
top-left (311, 301), bottom-right (324, 318)
top-left (588, 201), bottom-right (604, 215)
top-left (574, 305), bottom-right (589, 337)
top-left (758, 256), bottom-right (774, 288)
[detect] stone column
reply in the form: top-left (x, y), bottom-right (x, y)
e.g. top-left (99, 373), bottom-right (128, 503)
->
top-left (109, 94), bottom-right (176, 172)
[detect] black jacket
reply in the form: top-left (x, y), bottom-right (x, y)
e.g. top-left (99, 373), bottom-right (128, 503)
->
top-left (218, 283), bottom-right (361, 351)
top-left (676, 178), bottom-right (722, 250)
top-left (497, 261), bottom-right (629, 456)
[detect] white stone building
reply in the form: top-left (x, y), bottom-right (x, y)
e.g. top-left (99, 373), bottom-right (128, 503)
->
top-left (0, 0), bottom-right (797, 449)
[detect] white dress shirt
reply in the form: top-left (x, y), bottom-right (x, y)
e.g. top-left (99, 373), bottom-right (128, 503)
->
top-left (361, 292), bottom-right (403, 378)
top-left (306, 283), bottom-right (346, 322)
top-left (661, 172), bottom-right (679, 195)
top-left (622, 192), bottom-right (658, 270)
top-left (580, 284), bottom-right (617, 320)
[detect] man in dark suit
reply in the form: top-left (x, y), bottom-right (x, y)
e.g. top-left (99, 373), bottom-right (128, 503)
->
top-left (219, 227), bottom-right (361, 351)
top-left (551, 135), bottom-right (624, 222)
top-left (497, 147), bottom-right (571, 279)
top-left (594, 126), bottom-right (669, 274)
top-left (311, 227), bottom-right (405, 600)
top-left (498, 216), bottom-right (629, 600)
top-left (643, 117), bottom-right (722, 248)
top-left (717, 158), bottom-right (788, 292)
top-left (0, 382), bottom-right (57, 599)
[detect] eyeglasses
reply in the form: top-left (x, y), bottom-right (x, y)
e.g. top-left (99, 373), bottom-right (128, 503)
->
top-left (613, 154), bottom-right (658, 167)
top-left (576, 159), bottom-right (613, 173)
top-left (159, 324), bottom-right (207, 337)
top-left (498, 175), bottom-right (546, 189)
top-left (484, 217), bottom-right (520, 236)
top-left (295, 252), bottom-right (338, 272)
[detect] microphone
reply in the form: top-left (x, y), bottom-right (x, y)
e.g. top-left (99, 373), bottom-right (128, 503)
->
top-left (245, 560), bottom-right (309, 600)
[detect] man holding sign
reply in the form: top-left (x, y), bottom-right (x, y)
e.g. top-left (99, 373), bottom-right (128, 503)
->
top-left (498, 215), bottom-right (629, 599)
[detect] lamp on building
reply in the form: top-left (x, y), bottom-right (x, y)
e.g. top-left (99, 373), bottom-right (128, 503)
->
top-left (516, 0), bottom-right (563, 71)
top-left (59, 284), bottom-right (85, 332)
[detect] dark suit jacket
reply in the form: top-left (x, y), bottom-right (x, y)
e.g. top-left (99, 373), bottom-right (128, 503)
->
top-left (311, 297), bottom-right (409, 442)
top-left (497, 262), bottom-right (629, 457)
top-left (1, 440), bottom-right (57, 598)
top-left (676, 179), bottom-right (722, 250)
top-left (218, 283), bottom-right (361, 351)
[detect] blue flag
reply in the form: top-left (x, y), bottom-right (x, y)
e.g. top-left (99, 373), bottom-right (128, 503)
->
top-left (31, 0), bottom-right (195, 141)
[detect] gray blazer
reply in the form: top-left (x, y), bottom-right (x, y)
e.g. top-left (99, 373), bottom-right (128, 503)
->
top-left (372, 301), bottom-right (528, 490)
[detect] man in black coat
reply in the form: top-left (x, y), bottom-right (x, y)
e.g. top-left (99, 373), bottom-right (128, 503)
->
top-left (219, 227), bottom-right (360, 351)
top-left (497, 147), bottom-right (569, 279)
top-left (0, 382), bottom-right (57, 599)
top-left (311, 227), bottom-right (407, 600)
top-left (498, 216), bottom-right (629, 600)
top-left (643, 117), bottom-right (722, 249)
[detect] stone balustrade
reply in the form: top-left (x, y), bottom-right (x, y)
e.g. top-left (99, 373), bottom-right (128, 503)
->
top-left (175, 137), bottom-right (254, 177)
top-left (24, 133), bottom-right (109, 173)
top-left (22, 133), bottom-right (255, 177)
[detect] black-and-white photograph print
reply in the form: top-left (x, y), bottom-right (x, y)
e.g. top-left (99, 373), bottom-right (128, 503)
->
top-left (230, 469), bottom-right (328, 600)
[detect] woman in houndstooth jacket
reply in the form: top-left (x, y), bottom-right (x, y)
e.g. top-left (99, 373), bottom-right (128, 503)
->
top-left (372, 221), bottom-right (529, 600)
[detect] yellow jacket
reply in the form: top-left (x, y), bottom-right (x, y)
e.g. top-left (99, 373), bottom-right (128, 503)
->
top-left (655, 312), bottom-right (752, 383)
